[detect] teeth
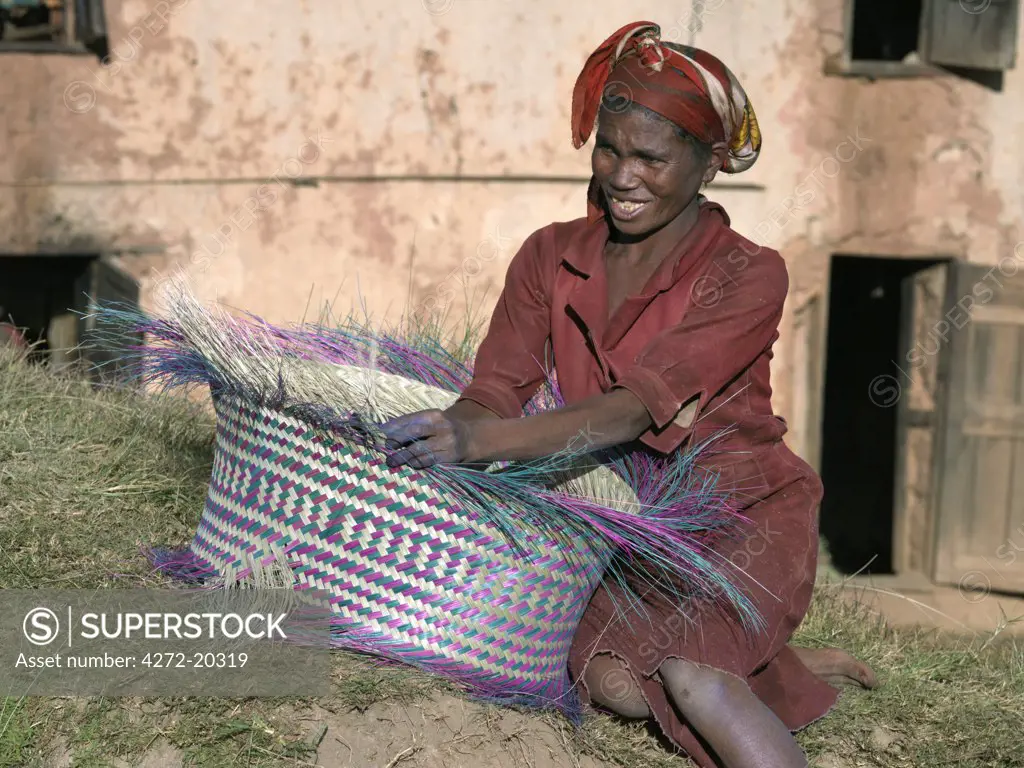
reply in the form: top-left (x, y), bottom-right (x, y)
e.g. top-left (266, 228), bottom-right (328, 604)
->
top-left (613, 198), bottom-right (643, 211)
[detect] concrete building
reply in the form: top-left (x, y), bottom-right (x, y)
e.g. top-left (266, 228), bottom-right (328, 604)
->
top-left (2, 0), bottom-right (1023, 615)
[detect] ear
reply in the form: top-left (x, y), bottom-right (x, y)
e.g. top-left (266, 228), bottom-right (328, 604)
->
top-left (702, 142), bottom-right (729, 184)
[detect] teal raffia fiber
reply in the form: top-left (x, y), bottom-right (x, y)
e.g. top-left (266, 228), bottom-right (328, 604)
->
top-left (87, 289), bottom-right (762, 715)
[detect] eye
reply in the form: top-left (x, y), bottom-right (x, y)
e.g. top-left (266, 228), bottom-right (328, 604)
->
top-left (637, 153), bottom-right (666, 165)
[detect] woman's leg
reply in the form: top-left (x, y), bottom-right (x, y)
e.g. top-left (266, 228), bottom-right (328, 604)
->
top-left (659, 658), bottom-right (808, 768)
top-left (582, 653), bottom-right (651, 719)
top-left (585, 654), bottom-right (808, 768)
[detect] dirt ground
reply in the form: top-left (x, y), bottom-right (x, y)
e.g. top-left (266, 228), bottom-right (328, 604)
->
top-left (39, 694), bottom-right (609, 768)
top-left (292, 695), bottom-right (606, 768)
top-left (39, 692), bottom-right (861, 768)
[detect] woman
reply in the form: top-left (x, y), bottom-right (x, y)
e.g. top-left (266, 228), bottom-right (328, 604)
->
top-left (382, 21), bottom-right (876, 768)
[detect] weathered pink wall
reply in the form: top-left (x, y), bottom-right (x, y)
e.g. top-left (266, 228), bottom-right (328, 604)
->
top-left (1, 0), bottom-right (1022, 462)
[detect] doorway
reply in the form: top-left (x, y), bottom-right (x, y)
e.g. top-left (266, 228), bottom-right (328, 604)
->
top-left (818, 254), bottom-right (946, 575)
top-left (0, 255), bottom-right (95, 365)
top-left (0, 254), bottom-right (140, 378)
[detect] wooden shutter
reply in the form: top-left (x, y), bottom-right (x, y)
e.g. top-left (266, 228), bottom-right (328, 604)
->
top-left (73, 0), bottom-right (107, 55)
top-left (920, 0), bottom-right (1021, 70)
top-left (74, 257), bottom-right (141, 384)
top-left (931, 260), bottom-right (1024, 592)
top-left (892, 263), bottom-right (948, 576)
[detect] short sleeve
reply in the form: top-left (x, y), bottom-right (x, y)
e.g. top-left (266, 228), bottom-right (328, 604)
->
top-left (612, 251), bottom-right (788, 453)
top-left (456, 228), bottom-right (555, 418)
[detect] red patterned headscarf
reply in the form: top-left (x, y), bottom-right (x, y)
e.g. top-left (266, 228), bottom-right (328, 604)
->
top-left (572, 21), bottom-right (762, 182)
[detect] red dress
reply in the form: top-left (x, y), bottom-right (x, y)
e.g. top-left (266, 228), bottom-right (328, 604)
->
top-left (458, 200), bottom-right (838, 766)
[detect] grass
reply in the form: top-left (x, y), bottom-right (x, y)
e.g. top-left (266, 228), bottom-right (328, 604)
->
top-left (1, 348), bottom-right (1023, 767)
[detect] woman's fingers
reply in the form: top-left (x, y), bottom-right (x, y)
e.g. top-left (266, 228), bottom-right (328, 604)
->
top-left (385, 437), bottom-right (449, 469)
top-left (380, 410), bottom-right (444, 446)
top-left (378, 410), bottom-right (467, 469)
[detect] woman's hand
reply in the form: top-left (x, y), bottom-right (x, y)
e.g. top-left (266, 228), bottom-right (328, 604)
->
top-left (379, 409), bottom-right (475, 469)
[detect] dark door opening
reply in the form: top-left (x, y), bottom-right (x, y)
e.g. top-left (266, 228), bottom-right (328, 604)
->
top-left (0, 255), bottom-right (95, 365)
top-left (819, 254), bottom-right (945, 575)
top-left (0, 255), bottom-right (140, 379)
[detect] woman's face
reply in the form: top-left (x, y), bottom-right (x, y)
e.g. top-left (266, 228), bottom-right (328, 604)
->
top-left (591, 105), bottom-right (725, 238)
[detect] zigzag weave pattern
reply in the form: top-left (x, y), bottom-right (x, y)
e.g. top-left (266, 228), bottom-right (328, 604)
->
top-left (190, 395), bottom-right (607, 709)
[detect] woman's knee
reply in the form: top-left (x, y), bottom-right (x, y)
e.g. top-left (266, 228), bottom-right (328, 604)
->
top-left (658, 657), bottom-right (746, 709)
top-left (583, 653), bottom-right (651, 720)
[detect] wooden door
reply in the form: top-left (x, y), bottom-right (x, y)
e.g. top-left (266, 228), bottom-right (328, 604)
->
top-left (892, 263), bottom-right (948, 576)
top-left (791, 295), bottom-right (824, 471)
top-left (931, 261), bottom-right (1024, 592)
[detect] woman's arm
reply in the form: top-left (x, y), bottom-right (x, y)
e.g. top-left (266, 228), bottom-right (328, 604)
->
top-left (384, 245), bottom-right (791, 469)
top-left (466, 388), bottom-right (651, 462)
top-left (455, 228), bottom-right (556, 419)
top-left (381, 388), bottom-right (652, 469)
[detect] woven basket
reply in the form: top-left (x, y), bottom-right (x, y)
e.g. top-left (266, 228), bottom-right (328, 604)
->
top-left (181, 357), bottom-right (641, 712)
top-left (105, 290), bottom-right (752, 714)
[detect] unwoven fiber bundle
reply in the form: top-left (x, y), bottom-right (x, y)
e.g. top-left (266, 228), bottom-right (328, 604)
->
top-left (93, 284), bottom-right (760, 717)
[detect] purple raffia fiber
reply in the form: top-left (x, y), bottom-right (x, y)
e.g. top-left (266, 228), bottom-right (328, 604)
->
top-left (85, 295), bottom-right (763, 714)
top-left (88, 298), bottom-right (761, 628)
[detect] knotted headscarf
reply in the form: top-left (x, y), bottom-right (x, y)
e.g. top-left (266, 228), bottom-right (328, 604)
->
top-left (572, 21), bottom-right (762, 175)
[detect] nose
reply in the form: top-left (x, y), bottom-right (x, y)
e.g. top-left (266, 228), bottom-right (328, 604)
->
top-left (607, 157), bottom-right (642, 191)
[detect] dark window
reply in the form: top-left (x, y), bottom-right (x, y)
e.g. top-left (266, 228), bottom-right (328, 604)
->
top-left (1, 0), bottom-right (69, 44)
top-left (851, 0), bottom-right (924, 62)
top-left (0, 0), bottom-right (107, 55)
top-left (837, 0), bottom-right (1020, 80)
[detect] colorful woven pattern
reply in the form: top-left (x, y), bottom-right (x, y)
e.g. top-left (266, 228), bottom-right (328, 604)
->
top-left (193, 395), bottom-right (609, 704)
top-left (90, 284), bottom-right (760, 716)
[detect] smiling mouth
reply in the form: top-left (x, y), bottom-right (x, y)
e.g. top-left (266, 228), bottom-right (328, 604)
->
top-left (607, 195), bottom-right (650, 220)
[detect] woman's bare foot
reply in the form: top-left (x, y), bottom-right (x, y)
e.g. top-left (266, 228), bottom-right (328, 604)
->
top-left (790, 646), bottom-right (878, 689)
